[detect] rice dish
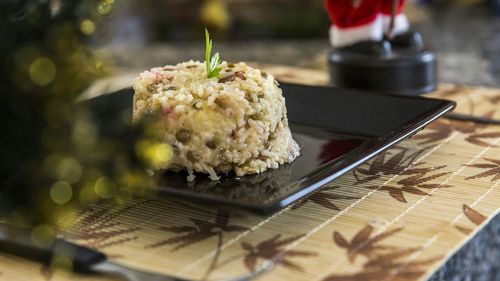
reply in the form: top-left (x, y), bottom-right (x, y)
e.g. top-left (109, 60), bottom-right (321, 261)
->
top-left (133, 61), bottom-right (299, 181)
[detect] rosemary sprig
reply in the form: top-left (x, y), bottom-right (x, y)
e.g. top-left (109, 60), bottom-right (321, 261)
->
top-left (205, 28), bottom-right (222, 79)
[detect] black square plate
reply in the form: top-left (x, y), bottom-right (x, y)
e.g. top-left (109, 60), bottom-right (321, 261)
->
top-left (85, 82), bottom-right (455, 214)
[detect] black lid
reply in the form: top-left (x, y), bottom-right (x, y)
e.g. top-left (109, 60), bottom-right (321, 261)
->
top-left (328, 32), bottom-right (437, 95)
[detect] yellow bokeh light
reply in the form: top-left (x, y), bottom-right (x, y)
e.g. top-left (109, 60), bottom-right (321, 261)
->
top-left (79, 182), bottom-right (98, 204)
top-left (50, 181), bottom-right (73, 205)
top-left (29, 57), bottom-right (56, 86)
top-left (97, 1), bottom-right (112, 15)
top-left (136, 140), bottom-right (173, 168)
top-left (31, 224), bottom-right (55, 247)
top-left (94, 176), bottom-right (117, 198)
top-left (95, 61), bottom-right (104, 71)
top-left (55, 158), bottom-right (82, 184)
top-left (200, 0), bottom-right (231, 30)
top-left (153, 144), bottom-right (172, 166)
top-left (53, 207), bottom-right (77, 228)
top-left (80, 19), bottom-right (95, 35)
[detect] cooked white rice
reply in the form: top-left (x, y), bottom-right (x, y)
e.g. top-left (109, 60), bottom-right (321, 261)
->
top-left (133, 60), bottom-right (300, 181)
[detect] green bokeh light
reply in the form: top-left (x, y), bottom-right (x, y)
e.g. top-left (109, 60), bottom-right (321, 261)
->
top-left (29, 57), bottom-right (57, 86)
top-left (50, 181), bottom-right (73, 205)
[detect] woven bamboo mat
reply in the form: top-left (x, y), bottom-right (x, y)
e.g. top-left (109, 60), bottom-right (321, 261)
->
top-left (1, 65), bottom-right (499, 281)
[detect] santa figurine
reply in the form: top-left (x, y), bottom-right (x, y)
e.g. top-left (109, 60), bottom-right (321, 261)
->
top-left (324, 0), bottom-right (436, 94)
top-left (325, 0), bottom-right (409, 48)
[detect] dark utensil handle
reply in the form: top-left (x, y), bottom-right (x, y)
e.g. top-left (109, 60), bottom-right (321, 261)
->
top-left (0, 223), bottom-right (106, 273)
top-left (444, 113), bottom-right (500, 126)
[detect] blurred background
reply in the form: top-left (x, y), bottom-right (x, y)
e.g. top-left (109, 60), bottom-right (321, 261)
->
top-left (0, 0), bottom-right (499, 280)
top-left (88, 0), bottom-right (500, 87)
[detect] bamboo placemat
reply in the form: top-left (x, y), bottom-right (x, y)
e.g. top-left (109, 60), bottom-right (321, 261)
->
top-left (1, 65), bottom-right (499, 281)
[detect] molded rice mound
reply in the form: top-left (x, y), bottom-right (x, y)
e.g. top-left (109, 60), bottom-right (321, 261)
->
top-left (133, 61), bottom-right (299, 180)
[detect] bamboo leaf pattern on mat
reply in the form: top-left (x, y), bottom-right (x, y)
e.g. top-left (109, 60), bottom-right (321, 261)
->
top-left (353, 146), bottom-right (433, 185)
top-left (145, 211), bottom-right (248, 279)
top-left (42, 202), bottom-right (146, 280)
top-left (292, 187), bottom-right (359, 211)
top-left (364, 163), bottom-right (450, 203)
top-left (490, 95), bottom-right (500, 104)
top-left (466, 132), bottom-right (500, 147)
top-left (60, 201), bottom-right (144, 249)
top-left (413, 118), bottom-right (500, 147)
top-left (455, 204), bottom-right (487, 235)
top-left (412, 120), bottom-right (468, 145)
top-left (353, 145), bottom-right (451, 203)
top-left (326, 225), bottom-right (441, 281)
top-left (146, 211), bottom-right (248, 250)
top-left (239, 234), bottom-right (317, 272)
top-left (333, 225), bottom-right (401, 262)
top-left (466, 158), bottom-right (500, 181)
top-left (482, 109), bottom-right (497, 119)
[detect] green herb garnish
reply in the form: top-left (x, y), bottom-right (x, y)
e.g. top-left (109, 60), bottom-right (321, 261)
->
top-left (205, 28), bottom-right (222, 79)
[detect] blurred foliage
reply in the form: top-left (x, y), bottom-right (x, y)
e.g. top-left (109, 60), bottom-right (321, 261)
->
top-left (0, 0), bottom-right (170, 237)
top-left (0, 0), bottom-right (327, 250)
top-left (201, 0), bottom-right (232, 32)
top-left (99, 0), bottom-right (330, 43)
top-left (0, 0), bottom-right (328, 233)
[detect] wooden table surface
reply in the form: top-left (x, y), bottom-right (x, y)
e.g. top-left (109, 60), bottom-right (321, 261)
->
top-left (1, 65), bottom-right (499, 281)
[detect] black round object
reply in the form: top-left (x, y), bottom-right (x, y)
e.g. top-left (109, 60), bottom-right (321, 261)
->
top-left (328, 32), bottom-right (437, 95)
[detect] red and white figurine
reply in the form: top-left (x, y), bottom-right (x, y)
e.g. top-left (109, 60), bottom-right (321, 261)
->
top-left (324, 0), bottom-right (409, 48)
